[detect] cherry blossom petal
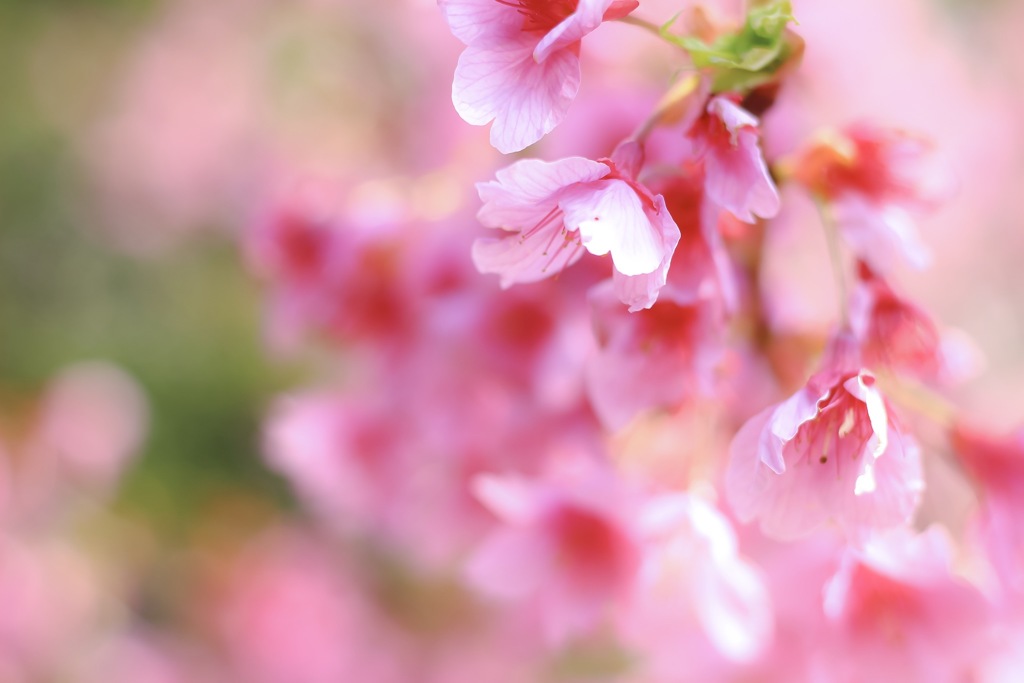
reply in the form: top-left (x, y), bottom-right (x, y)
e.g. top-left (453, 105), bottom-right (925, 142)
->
top-left (452, 37), bottom-right (581, 154)
top-left (692, 558), bottom-right (773, 662)
top-left (464, 529), bottom-right (551, 600)
top-left (472, 474), bottom-right (540, 525)
top-left (439, 0), bottom-right (521, 46)
top-left (476, 157), bottom-right (609, 229)
top-left (704, 128), bottom-right (781, 223)
top-left (761, 389), bottom-right (821, 474)
top-left (534, 0), bottom-right (616, 62)
top-left (472, 223), bottom-right (586, 286)
top-left (708, 97), bottom-right (760, 137)
top-left (610, 195), bottom-right (682, 311)
top-left (560, 180), bottom-right (662, 276)
top-left (834, 196), bottom-right (930, 275)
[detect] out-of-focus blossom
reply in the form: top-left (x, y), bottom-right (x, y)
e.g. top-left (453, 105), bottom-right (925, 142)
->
top-left (726, 334), bottom-right (924, 539)
top-left (68, 630), bottom-right (220, 683)
top-left (439, 0), bottom-right (637, 153)
top-left (585, 280), bottom-right (723, 431)
top-left (31, 363), bottom-right (149, 492)
top-left (650, 162), bottom-right (739, 309)
top-left (245, 193), bottom-right (414, 353)
top-left (472, 143), bottom-right (681, 311)
top-left (689, 96), bottom-right (781, 224)
top-left (215, 529), bottom-right (405, 683)
top-left (849, 263), bottom-right (980, 383)
top-left (790, 123), bottom-right (946, 274)
top-left (618, 493), bottom-right (773, 681)
top-left (0, 363), bottom-right (147, 523)
top-left (818, 526), bottom-right (991, 683)
top-left (951, 423), bottom-right (1024, 597)
top-left (465, 462), bottom-right (641, 643)
top-left (0, 538), bottom-right (104, 681)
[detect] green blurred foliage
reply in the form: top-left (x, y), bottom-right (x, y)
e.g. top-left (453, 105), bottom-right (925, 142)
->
top-left (0, 0), bottom-right (296, 541)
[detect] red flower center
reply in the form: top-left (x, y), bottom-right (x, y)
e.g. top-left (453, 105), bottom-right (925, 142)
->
top-left (791, 379), bottom-right (876, 470)
top-left (496, 0), bottom-right (579, 34)
top-left (548, 503), bottom-right (637, 588)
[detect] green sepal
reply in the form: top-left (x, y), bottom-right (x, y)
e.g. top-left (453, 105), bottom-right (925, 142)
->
top-left (667, 0), bottom-right (797, 94)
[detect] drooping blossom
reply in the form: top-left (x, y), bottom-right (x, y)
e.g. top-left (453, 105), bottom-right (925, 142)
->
top-left (951, 423), bottom-right (1024, 597)
top-left (817, 526), bottom-right (991, 683)
top-left (439, 0), bottom-right (638, 153)
top-left (472, 142), bottom-right (681, 311)
top-left (648, 162), bottom-right (739, 308)
top-left (849, 263), bottom-right (978, 383)
top-left (688, 96), bottom-right (781, 224)
top-left (790, 122), bottom-right (947, 274)
top-left (725, 334), bottom-right (924, 539)
top-left (585, 279), bottom-right (724, 431)
top-left (617, 493), bottom-right (773, 681)
top-left (464, 462), bottom-right (642, 643)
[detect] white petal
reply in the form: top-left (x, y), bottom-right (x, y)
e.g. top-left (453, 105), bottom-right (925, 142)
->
top-left (561, 180), bottom-right (663, 276)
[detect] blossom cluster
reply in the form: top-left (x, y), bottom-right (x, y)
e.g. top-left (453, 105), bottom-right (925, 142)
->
top-left (199, 1), bottom-right (1024, 679)
top-left (3, 0), bottom-right (1024, 681)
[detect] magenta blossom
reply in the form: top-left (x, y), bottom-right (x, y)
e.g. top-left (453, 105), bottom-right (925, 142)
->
top-left (689, 96), bottom-right (781, 224)
top-left (472, 143), bottom-right (681, 311)
top-left (439, 0), bottom-right (637, 153)
top-left (726, 335), bottom-right (924, 539)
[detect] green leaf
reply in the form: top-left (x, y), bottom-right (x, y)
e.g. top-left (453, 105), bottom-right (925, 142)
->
top-left (675, 0), bottom-right (797, 94)
top-left (748, 0), bottom-right (794, 38)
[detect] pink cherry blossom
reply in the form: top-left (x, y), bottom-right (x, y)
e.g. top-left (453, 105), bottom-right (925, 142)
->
top-left (585, 280), bottom-right (724, 431)
top-left (0, 363), bottom-right (147, 525)
top-left (849, 263), bottom-right (978, 383)
top-left (818, 526), bottom-right (991, 683)
top-left (619, 493), bottom-right (774, 680)
top-left (951, 423), bottom-right (1024, 597)
top-left (649, 162), bottom-right (740, 309)
top-left (791, 122), bottom-right (948, 274)
top-left (439, 0), bottom-right (637, 153)
top-left (464, 464), bottom-right (641, 643)
top-left (246, 196), bottom-right (415, 352)
top-left (31, 362), bottom-right (148, 492)
top-left (0, 537), bottom-right (103, 680)
top-left (215, 529), bottom-right (406, 683)
top-left (689, 96), bottom-right (781, 224)
top-left (725, 335), bottom-right (924, 539)
top-left (472, 144), bottom-right (681, 311)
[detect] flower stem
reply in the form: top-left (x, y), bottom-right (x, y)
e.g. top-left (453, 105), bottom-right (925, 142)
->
top-left (628, 73), bottom-right (704, 145)
top-left (617, 15), bottom-right (664, 36)
top-left (616, 15), bottom-right (690, 54)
